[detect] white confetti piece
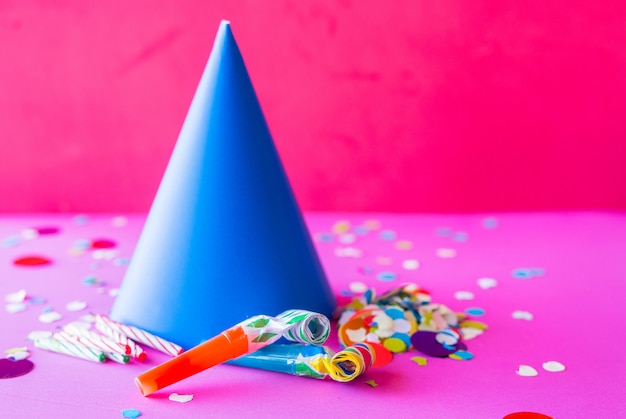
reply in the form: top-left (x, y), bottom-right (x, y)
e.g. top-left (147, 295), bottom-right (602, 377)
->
top-left (6, 303), bottom-right (27, 314)
top-left (348, 281), bottom-right (368, 293)
top-left (110, 216), bottom-right (128, 227)
top-left (477, 277), bottom-right (498, 289)
top-left (459, 327), bottom-right (483, 340)
top-left (436, 248), bottom-right (457, 258)
top-left (338, 233), bottom-right (356, 244)
top-left (108, 288), bottom-right (120, 297)
top-left (454, 291), bottom-right (475, 301)
top-left (92, 249), bottom-right (118, 260)
top-left (512, 310), bottom-right (534, 321)
top-left (39, 311), bottom-right (62, 323)
top-left (27, 330), bottom-right (52, 341)
top-left (516, 365), bottom-right (538, 377)
top-left (402, 259), bottom-right (420, 270)
top-left (345, 327), bottom-right (367, 343)
top-left (5, 346), bottom-right (28, 354)
top-left (542, 361), bottom-right (566, 372)
top-left (21, 228), bottom-right (39, 240)
top-left (5, 289), bottom-right (27, 303)
top-left (334, 247), bottom-right (363, 258)
top-left (169, 393), bottom-right (194, 403)
top-left (66, 300), bottom-right (87, 312)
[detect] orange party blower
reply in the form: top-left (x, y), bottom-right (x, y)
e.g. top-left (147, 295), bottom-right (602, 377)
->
top-left (135, 315), bottom-right (285, 396)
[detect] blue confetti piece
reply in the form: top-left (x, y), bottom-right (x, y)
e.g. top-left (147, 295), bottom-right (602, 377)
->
top-left (377, 271), bottom-right (397, 281)
top-left (73, 215), bottom-right (89, 226)
top-left (358, 266), bottom-right (374, 276)
top-left (121, 409), bottom-right (142, 418)
top-left (452, 231), bottom-right (469, 242)
top-left (436, 227), bottom-right (452, 237)
top-left (2, 235), bottom-right (21, 248)
top-left (465, 307), bottom-right (486, 316)
top-left (529, 268), bottom-right (546, 277)
top-left (482, 217), bottom-right (498, 229)
top-left (353, 225), bottom-right (369, 236)
top-left (316, 233), bottom-right (334, 242)
top-left (379, 230), bottom-right (397, 241)
top-left (72, 239), bottom-right (92, 250)
top-left (340, 289), bottom-right (356, 296)
top-left (41, 306), bottom-right (53, 313)
top-left (512, 269), bottom-right (533, 279)
top-left (28, 297), bottom-right (46, 305)
top-left (113, 257), bottom-right (131, 267)
top-left (384, 307), bottom-right (405, 320)
top-left (450, 349), bottom-right (474, 360)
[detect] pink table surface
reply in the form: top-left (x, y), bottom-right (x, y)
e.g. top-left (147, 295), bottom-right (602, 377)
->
top-left (1, 212), bottom-right (625, 418)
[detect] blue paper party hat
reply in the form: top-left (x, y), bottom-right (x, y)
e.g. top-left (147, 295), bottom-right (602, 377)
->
top-left (109, 20), bottom-right (336, 350)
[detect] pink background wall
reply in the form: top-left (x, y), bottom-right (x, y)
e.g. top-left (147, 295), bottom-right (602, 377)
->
top-left (1, 1), bottom-right (625, 213)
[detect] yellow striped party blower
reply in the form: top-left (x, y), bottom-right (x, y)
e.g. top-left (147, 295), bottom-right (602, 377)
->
top-left (134, 310), bottom-right (331, 396)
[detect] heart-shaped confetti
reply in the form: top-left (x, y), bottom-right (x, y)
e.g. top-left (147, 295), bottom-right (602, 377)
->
top-left (169, 393), bottom-right (194, 403)
top-left (542, 361), bottom-right (566, 372)
top-left (516, 365), bottom-right (538, 377)
top-left (512, 310), bottom-right (534, 321)
top-left (477, 277), bottom-right (497, 289)
top-left (0, 358), bottom-right (35, 379)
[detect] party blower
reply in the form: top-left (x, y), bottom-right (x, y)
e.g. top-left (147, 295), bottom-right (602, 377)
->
top-left (135, 310), bottom-right (331, 396)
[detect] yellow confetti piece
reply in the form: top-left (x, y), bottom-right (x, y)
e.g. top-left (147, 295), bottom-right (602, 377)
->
top-left (363, 220), bottom-right (380, 230)
top-left (332, 220), bottom-right (351, 234)
top-left (365, 380), bottom-right (378, 387)
top-left (383, 337), bottom-right (407, 353)
top-left (459, 320), bottom-right (489, 330)
top-left (395, 240), bottom-right (413, 250)
top-left (411, 356), bottom-right (428, 366)
top-left (5, 347), bottom-right (28, 354)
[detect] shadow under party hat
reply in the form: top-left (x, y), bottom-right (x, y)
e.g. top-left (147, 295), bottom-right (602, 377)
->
top-left (109, 20), bottom-right (336, 350)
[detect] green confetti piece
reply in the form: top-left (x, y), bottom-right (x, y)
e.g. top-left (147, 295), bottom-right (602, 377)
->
top-left (247, 318), bottom-right (269, 328)
top-left (252, 333), bottom-right (278, 343)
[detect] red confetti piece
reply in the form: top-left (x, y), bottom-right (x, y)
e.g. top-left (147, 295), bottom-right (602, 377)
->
top-left (503, 413), bottom-right (555, 419)
top-left (34, 227), bottom-right (60, 235)
top-left (90, 239), bottom-right (117, 249)
top-left (13, 256), bottom-right (53, 266)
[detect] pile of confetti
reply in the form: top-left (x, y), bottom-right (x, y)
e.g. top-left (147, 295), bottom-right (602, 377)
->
top-left (337, 283), bottom-right (487, 361)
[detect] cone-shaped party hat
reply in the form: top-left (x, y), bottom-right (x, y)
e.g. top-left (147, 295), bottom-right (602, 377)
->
top-left (110, 20), bottom-right (336, 349)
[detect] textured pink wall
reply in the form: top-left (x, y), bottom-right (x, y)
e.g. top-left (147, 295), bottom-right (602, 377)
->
top-left (1, 1), bottom-right (625, 212)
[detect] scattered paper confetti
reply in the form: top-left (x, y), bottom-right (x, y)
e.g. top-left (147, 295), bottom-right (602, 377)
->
top-left (110, 216), bottom-right (128, 227)
top-left (332, 220), bottom-right (351, 234)
top-left (542, 361), bottom-right (566, 372)
top-left (454, 291), bottom-right (475, 301)
top-left (5, 289), bottom-right (27, 303)
top-left (503, 412), bottom-right (554, 419)
top-left (365, 379), bottom-right (378, 387)
top-left (108, 288), bottom-right (120, 297)
top-left (482, 217), bottom-right (498, 229)
top-left (477, 277), bottom-right (498, 289)
top-left (334, 247), bottom-right (363, 258)
top-left (464, 307), bottom-right (485, 316)
top-left (516, 365), bottom-right (539, 377)
top-left (512, 268), bottom-right (546, 279)
top-left (91, 239), bottom-right (117, 249)
top-left (395, 240), bottom-right (413, 250)
top-left (315, 232), bottom-right (334, 242)
top-left (0, 358), bottom-right (35, 379)
top-left (13, 256), bottom-right (52, 267)
top-left (363, 219), bottom-right (380, 230)
top-left (6, 303), bottom-right (27, 314)
top-left (338, 233), bottom-right (356, 244)
top-left (379, 230), bottom-right (396, 241)
top-left (349, 282), bottom-right (369, 293)
top-left (33, 226), bottom-right (60, 235)
top-left (512, 310), bottom-right (534, 321)
top-left (66, 300), bottom-right (87, 312)
top-left (402, 259), bottom-right (419, 270)
top-left (5, 347), bottom-right (28, 355)
top-left (436, 248), bottom-right (457, 258)
top-left (411, 356), bottom-right (428, 366)
top-left (452, 231), bottom-right (469, 242)
top-left (8, 351), bottom-right (30, 361)
top-left (21, 228), bottom-right (39, 240)
top-left (73, 215), bottom-right (89, 225)
top-left (38, 311), bottom-right (62, 323)
top-left (27, 331), bottom-right (52, 341)
top-left (375, 256), bottom-right (393, 265)
top-left (449, 350), bottom-right (474, 360)
top-left (121, 409), bottom-right (142, 418)
top-left (169, 393), bottom-right (194, 403)
top-left (376, 271), bottom-right (397, 281)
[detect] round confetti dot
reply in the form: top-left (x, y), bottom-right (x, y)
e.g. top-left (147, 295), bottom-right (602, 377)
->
top-left (363, 220), bottom-right (380, 230)
top-left (512, 268), bottom-right (534, 279)
top-left (436, 248), bottom-right (457, 258)
top-left (348, 281), bottom-right (369, 293)
top-left (110, 216), bottom-right (128, 227)
top-left (5, 289), bottom-right (27, 303)
top-left (2, 235), bottom-right (21, 248)
top-left (38, 311), bottom-right (62, 324)
top-left (512, 310), bottom-right (534, 321)
top-left (477, 277), bottom-right (498, 289)
top-left (503, 413), bottom-right (554, 419)
top-left (402, 259), bottom-right (419, 270)
top-left (411, 331), bottom-right (465, 357)
top-left (73, 215), bottom-right (89, 225)
top-left (21, 229), bottom-right (39, 240)
top-left (66, 300), bottom-right (87, 312)
top-left (465, 307), bottom-right (485, 316)
top-left (366, 342), bottom-right (393, 367)
top-left (395, 240), bottom-right (413, 250)
top-left (542, 361), bottom-right (566, 372)
top-left (436, 227), bottom-right (452, 237)
top-left (377, 271), bottom-right (397, 281)
top-left (5, 303), bottom-right (27, 314)
top-left (379, 230), bottom-right (397, 241)
top-left (458, 320), bottom-right (488, 330)
top-left (411, 356), bottom-right (428, 366)
top-left (482, 217), bottom-right (498, 229)
top-left (353, 225), bottom-right (369, 235)
top-left (454, 291), bottom-right (475, 301)
top-left (121, 409), bottom-right (142, 418)
top-left (90, 239), bottom-right (117, 249)
top-left (338, 233), bottom-right (356, 244)
top-left (315, 232), bottom-right (334, 242)
top-left (383, 337), bottom-right (407, 353)
top-left (449, 350), bottom-right (474, 360)
top-left (332, 220), bottom-right (351, 234)
top-left (13, 256), bottom-right (52, 267)
top-left (0, 358), bottom-right (35, 379)
top-left (375, 256), bottom-right (393, 265)
top-left (452, 231), bottom-right (469, 242)
top-left (516, 365), bottom-right (539, 377)
top-left (384, 307), bottom-right (405, 320)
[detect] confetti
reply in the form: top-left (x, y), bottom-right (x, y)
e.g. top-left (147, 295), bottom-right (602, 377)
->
top-left (169, 393), bottom-right (194, 403)
top-left (315, 232), bottom-right (334, 242)
top-left (338, 233), bottom-right (356, 244)
top-left (27, 331), bottom-right (52, 341)
top-left (464, 307), bottom-right (485, 316)
top-left (454, 291), bottom-right (475, 301)
top-left (452, 231), bottom-right (469, 242)
top-left (477, 277), bottom-right (498, 289)
top-left (402, 259), bottom-right (419, 270)
top-left (110, 216), bottom-right (128, 227)
top-left (349, 282), bottom-right (369, 293)
top-left (411, 356), bottom-right (428, 366)
top-left (5, 347), bottom-right (28, 355)
top-left (21, 228), bottom-right (39, 240)
top-left (66, 300), bottom-right (87, 312)
top-left (8, 351), bottom-right (30, 361)
top-left (73, 215), bottom-right (89, 225)
top-left (542, 361), bottom-right (566, 372)
top-left (6, 303), bottom-right (27, 314)
top-left (503, 413), bottom-right (554, 419)
top-left (436, 248), bottom-right (457, 258)
top-left (395, 240), bottom-right (413, 250)
top-left (0, 358), bottom-right (35, 379)
top-left (379, 230), bottom-right (397, 241)
top-left (411, 331), bottom-right (467, 357)
top-left (353, 225), bottom-right (369, 235)
top-left (516, 365), bottom-right (538, 377)
top-left (33, 226), bottom-right (60, 235)
top-left (38, 311), bottom-right (62, 323)
top-left (5, 289), bottom-right (27, 303)
top-left (334, 247), bottom-right (363, 258)
top-left (482, 217), bottom-right (498, 229)
top-left (376, 271), bottom-right (397, 281)
top-left (375, 256), bottom-right (393, 265)
top-left (332, 220), bottom-right (351, 234)
top-left (449, 350), bottom-right (474, 360)
top-left (91, 239), bottom-right (117, 249)
top-left (363, 220), bottom-right (380, 230)
top-left (512, 310), bottom-right (534, 321)
top-left (13, 256), bottom-right (52, 267)
top-left (365, 379), bottom-right (378, 387)
top-left (2, 235), bottom-right (21, 248)
top-left (121, 409), bottom-right (142, 418)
